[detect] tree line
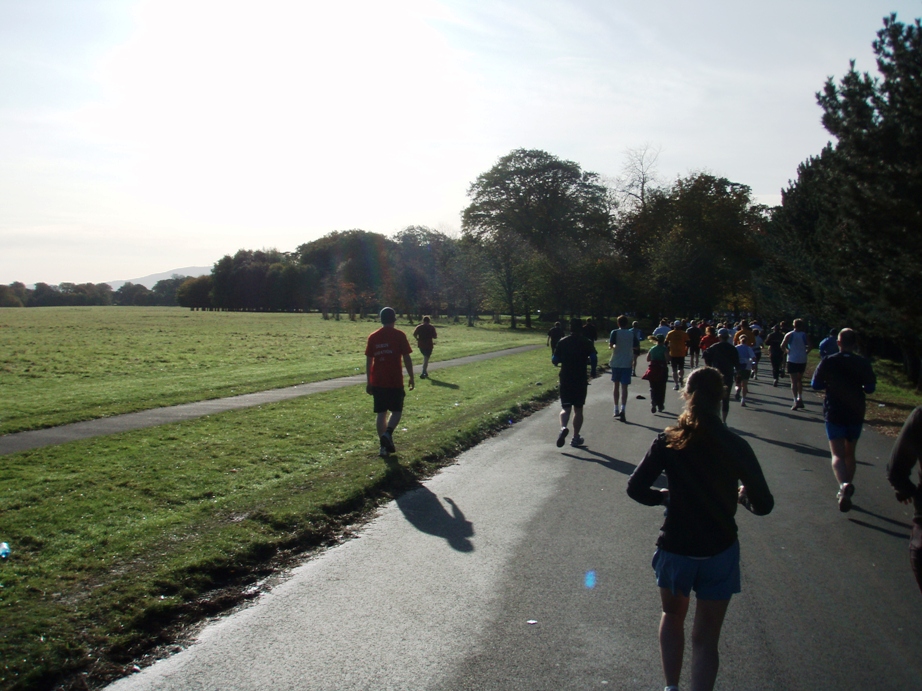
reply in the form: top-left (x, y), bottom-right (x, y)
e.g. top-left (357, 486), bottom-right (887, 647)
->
top-left (3, 15), bottom-right (918, 383)
top-left (0, 276), bottom-right (189, 308)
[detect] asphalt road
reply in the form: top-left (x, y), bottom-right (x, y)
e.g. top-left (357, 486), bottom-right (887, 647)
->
top-left (108, 366), bottom-right (921, 691)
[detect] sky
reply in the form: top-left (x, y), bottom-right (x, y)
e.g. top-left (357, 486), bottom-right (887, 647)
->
top-left (2, 0), bottom-right (920, 286)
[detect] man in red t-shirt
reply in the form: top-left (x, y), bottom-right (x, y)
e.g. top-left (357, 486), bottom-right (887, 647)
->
top-left (365, 307), bottom-right (414, 457)
top-left (412, 316), bottom-right (438, 379)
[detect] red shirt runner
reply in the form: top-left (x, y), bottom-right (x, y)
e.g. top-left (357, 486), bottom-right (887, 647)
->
top-left (365, 326), bottom-right (412, 389)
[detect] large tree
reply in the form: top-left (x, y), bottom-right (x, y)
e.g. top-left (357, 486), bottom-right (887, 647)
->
top-left (462, 149), bottom-right (613, 326)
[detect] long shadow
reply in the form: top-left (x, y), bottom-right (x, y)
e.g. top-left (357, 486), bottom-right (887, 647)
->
top-left (751, 406), bottom-right (825, 423)
top-left (735, 429), bottom-right (830, 458)
top-left (847, 516), bottom-right (910, 540)
top-left (424, 375), bottom-right (460, 389)
top-left (850, 505), bottom-right (914, 530)
top-left (563, 449), bottom-right (668, 489)
top-left (395, 484), bottom-right (474, 552)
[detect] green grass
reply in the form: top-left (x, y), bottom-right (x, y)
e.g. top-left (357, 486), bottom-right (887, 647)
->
top-left (0, 349), bottom-right (559, 690)
top-left (0, 308), bottom-right (544, 434)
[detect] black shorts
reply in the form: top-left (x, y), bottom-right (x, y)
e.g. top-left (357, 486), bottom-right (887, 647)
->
top-left (559, 379), bottom-right (588, 408)
top-left (688, 345), bottom-right (700, 354)
top-left (372, 387), bottom-right (405, 413)
top-left (418, 347), bottom-right (433, 357)
top-left (787, 362), bottom-right (807, 374)
top-left (670, 356), bottom-right (685, 368)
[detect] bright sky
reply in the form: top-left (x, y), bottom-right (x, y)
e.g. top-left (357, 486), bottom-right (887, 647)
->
top-left (2, 0), bottom-right (920, 285)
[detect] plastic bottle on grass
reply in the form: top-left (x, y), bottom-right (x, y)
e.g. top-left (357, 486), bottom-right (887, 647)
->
top-left (0, 543), bottom-right (9, 559)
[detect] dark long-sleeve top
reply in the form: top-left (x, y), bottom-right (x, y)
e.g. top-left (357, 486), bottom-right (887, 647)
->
top-left (627, 416), bottom-right (774, 557)
top-left (887, 406), bottom-right (922, 521)
top-left (810, 351), bottom-right (876, 425)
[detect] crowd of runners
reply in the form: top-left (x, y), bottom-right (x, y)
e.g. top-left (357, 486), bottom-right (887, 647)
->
top-left (364, 308), bottom-right (922, 691)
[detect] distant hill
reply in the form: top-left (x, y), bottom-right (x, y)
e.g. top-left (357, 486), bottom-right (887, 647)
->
top-left (104, 266), bottom-right (212, 290)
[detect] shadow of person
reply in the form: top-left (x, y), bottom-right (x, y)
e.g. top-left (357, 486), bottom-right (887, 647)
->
top-left (395, 485), bottom-right (474, 552)
top-left (427, 377), bottom-right (460, 389)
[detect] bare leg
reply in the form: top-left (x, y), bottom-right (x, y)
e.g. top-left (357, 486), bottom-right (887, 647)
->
top-left (422, 353), bottom-right (431, 375)
top-left (620, 385), bottom-right (629, 409)
top-left (573, 406), bottom-right (583, 436)
top-left (659, 588), bottom-right (690, 689)
top-left (830, 437), bottom-right (857, 485)
top-left (559, 406), bottom-right (571, 430)
top-left (690, 598), bottom-right (731, 691)
top-left (791, 371), bottom-right (803, 401)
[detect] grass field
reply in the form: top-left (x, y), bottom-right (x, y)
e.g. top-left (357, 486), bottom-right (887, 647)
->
top-left (0, 338), bottom-right (558, 690)
top-left (0, 308), bottom-right (544, 435)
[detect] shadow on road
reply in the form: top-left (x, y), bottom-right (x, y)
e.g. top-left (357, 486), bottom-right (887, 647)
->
top-left (395, 485), bottom-right (474, 552)
top-left (850, 505), bottom-right (913, 530)
top-left (735, 429), bottom-right (829, 459)
top-left (847, 516), bottom-right (910, 540)
top-left (564, 449), bottom-right (667, 488)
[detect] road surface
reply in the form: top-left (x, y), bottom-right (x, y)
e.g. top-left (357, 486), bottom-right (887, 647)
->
top-left (108, 369), bottom-right (921, 690)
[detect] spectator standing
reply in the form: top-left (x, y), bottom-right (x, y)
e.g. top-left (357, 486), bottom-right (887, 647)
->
top-left (811, 328), bottom-right (876, 512)
top-left (365, 307), bottom-right (415, 458)
top-left (627, 367), bottom-right (773, 691)
top-left (412, 316), bottom-right (438, 379)
top-left (887, 406), bottom-right (922, 594)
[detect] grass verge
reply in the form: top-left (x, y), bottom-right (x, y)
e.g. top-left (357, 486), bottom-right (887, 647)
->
top-left (0, 349), bottom-right (559, 690)
top-left (0, 308), bottom-right (543, 434)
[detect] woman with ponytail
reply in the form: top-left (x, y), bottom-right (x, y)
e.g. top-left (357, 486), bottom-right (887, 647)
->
top-left (627, 366), bottom-right (774, 691)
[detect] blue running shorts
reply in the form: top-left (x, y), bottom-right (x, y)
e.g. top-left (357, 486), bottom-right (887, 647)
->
top-left (652, 541), bottom-right (741, 600)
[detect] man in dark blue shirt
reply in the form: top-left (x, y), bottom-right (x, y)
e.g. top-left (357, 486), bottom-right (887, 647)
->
top-left (811, 328), bottom-right (876, 512)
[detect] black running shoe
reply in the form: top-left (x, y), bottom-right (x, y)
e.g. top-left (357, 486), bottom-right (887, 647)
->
top-left (556, 427), bottom-right (569, 448)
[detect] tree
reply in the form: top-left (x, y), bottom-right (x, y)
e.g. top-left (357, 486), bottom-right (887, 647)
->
top-left (177, 275), bottom-right (214, 309)
top-left (462, 149), bottom-right (613, 327)
top-left (762, 14), bottom-right (922, 384)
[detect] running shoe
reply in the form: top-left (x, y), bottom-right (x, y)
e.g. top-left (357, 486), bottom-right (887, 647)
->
top-left (570, 435), bottom-right (584, 447)
top-left (773, 379), bottom-right (778, 387)
top-left (796, 399), bottom-right (805, 409)
top-left (556, 427), bottom-right (569, 447)
top-left (651, 404), bottom-right (657, 413)
top-left (619, 410), bottom-right (626, 423)
top-left (381, 433), bottom-right (396, 453)
top-left (791, 402), bottom-right (799, 410)
top-left (379, 445), bottom-right (389, 458)
top-left (741, 400), bottom-right (747, 407)
top-left (658, 405), bottom-right (665, 412)
top-left (420, 372), bottom-right (428, 379)
top-left (838, 483), bottom-right (855, 512)
top-left (734, 390), bottom-right (741, 401)
top-left (673, 384), bottom-right (679, 391)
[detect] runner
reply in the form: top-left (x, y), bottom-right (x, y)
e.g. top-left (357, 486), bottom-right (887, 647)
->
top-left (631, 321), bottom-right (644, 377)
top-left (652, 318), bottom-right (672, 339)
top-left (644, 333), bottom-right (669, 414)
top-left (547, 321), bottom-right (565, 352)
top-left (818, 329), bottom-right (839, 359)
top-left (552, 318), bottom-right (597, 448)
top-left (703, 328), bottom-right (740, 425)
top-left (750, 328), bottom-right (763, 380)
top-left (698, 325), bottom-right (719, 353)
top-left (627, 367), bottom-right (773, 691)
top-left (365, 307), bottom-right (415, 458)
top-left (733, 319), bottom-right (754, 346)
top-left (887, 406), bottom-right (922, 593)
top-left (810, 328), bottom-right (876, 512)
top-left (665, 321), bottom-right (690, 391)
top-left (763, 324), bottom-right (785, 387)
top-left (412, 316), bottom-right (438, 379)
top-left (686, 321), bottom-right (702, 369)
top-left (608, 315), bottom-right (635, 422)
top-left (734, 335), bottom-right (756, 407)
top-left (781, 319), bottom-right (812, 410)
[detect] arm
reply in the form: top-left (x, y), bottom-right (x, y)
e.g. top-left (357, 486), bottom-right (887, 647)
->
top-left (735, 439), bottom-right (774, 515)
top-left (366, 355), bottom-right (374, 395)
top-left (888, 407), bottom-right (922, 503)
top-left (403, 353), bottom-right (415, 391)
top-left (780, 332), bottom-right (791, 353)
top-left (810, 358), bottom-right (826, 390)
top-left (627, 438), bottom-right (669, 507)
top-left (863, 360), bottom-right (877, 394)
